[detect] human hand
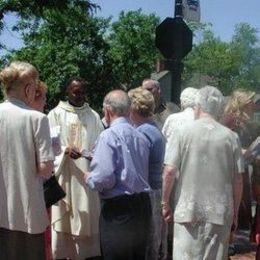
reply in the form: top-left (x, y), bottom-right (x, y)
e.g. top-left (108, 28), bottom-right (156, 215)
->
top-left (81, 149), bottom-right (93, 161)
top-left (243, 149), bottom-right (254, 162)
top-left (162, 202), bottom-right (172, 223)
top-left (84, 171), bottom-right (90, 180)
top-left (65, 147), bottom-right (82, 159)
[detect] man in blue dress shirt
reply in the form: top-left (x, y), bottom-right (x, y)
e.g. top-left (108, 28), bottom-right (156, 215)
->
top-left (86, 89), bottom-right (151, 260)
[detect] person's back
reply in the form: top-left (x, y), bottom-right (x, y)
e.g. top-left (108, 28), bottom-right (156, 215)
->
top-left (161, 87), bottom-right (198, 259)
top-left (89, 117), bottom-right (150, 198)
top-left (162, 87), bottom-right (198, 140)
top-left (171, 118), bottom-right (241, 224)
top-left (128, 86), bottom-right (165, 260)
top-left (0, 100), bottom-right (52, 232)
top-left (137, 122), bottom-right (164, 190)
top-left (162, 86), bottom-right (244, 260)
top-left (0, 61), bottom-right (54, 260)
top-left (87, 90), bottom-right (151, 260)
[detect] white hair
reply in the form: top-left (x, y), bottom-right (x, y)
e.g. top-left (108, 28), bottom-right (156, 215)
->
top-left (103, 90), bottom-right (131, 116)
top-left (180, 87), bottom-right (198, 109)
top-left (195, 86), bottom-right (224, 117)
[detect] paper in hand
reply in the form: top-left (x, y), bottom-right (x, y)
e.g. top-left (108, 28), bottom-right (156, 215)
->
top-left (81, 149), bottom-right (93, 161)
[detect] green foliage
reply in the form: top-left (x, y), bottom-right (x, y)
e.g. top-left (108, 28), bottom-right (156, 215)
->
top-left (107, 9), bottom-right (160, 90)
top-left (1, 2), bottom-right (259, 108)
top-left (1, 3), bottom-right (161, 110)
top-left (7, 5), bottom-right (112, 110)
top-left (184, 23), bottom-right (260, 95)
top-left (229, 23), bottom-right (260, 92)
top-left (0, 0), bottom-right (98, 18)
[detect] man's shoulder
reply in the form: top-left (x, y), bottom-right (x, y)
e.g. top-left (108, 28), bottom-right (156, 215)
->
top-left (48, 103), bottom-right (63, 114)
top-left (166, 110), bottom-right (184, 121)
top-left (194, 119), bottom-right (237, 138)
top-left (19, 108), bottom-right (49, 126)
top-left (88, 106), bottom-right (102, 119)
top-left (111, 122), bottom-right (150, 141)
top-left (166, 109), bottom-right (194, 128)
top-left (138, 122), bottom-right (162, 138)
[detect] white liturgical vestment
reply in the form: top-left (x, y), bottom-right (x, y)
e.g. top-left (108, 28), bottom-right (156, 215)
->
top-left (48, 101), bottom-right (103, 259)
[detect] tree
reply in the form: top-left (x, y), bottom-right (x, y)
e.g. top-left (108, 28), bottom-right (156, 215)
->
top-left (1, 4), bottom-right (259, 105)
top-left (1, 7), bottom-right (161, 108)
top-left (4, 4), bottom-right (112, 110)
top-left (107, 9), bottom-right (160, 90)
top-left (0, 0), bottom-right (99, 53)
top-left (229, 23), bottom-right (260, 92)
top-left (184, 23), bottom-right (260, 95)
top-left (184, 27), bottom-right (234, 94)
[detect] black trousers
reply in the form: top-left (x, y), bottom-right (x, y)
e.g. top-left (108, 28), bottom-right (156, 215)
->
top-left (100, 192), bottom-right (151, 260)
top-left (0, 228), bottom-right (45, 260)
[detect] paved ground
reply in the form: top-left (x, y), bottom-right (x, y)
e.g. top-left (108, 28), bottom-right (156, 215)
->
top-left (230, 230), bottom-right (256, 260)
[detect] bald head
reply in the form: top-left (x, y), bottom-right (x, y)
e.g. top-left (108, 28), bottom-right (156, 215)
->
top-left (142, 79), bottom-right (160, 94)
top-left (142, 79), bottom-right (161, 106)
top-left (103, 89), bottom-right (131, 117)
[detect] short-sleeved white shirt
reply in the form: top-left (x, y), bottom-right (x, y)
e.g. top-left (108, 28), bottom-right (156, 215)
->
top-left (164, 117), bottom-right (244, 225)
top-left (0, 98), bottom-right (54, 234)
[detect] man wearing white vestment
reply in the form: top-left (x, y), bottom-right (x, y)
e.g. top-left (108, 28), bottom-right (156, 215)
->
top-left (48, 77), bottom-right (103, 260)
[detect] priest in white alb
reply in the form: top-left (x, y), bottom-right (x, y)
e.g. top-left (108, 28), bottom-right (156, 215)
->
top-left (48, 77), bottom-right (104, 260)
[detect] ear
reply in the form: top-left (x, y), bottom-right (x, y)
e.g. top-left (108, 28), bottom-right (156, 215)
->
top-left (104, 106), bottom-right (110, 120)
top-left (24, 83), bottom-right (35, 105)
top-left (25, 84), bottom-right (30, 97)
top-left (194, 105), bottom-right (201, 119)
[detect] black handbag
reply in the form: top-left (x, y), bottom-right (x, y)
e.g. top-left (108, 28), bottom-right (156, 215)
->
top-left (43, 175), bottom-right (66, 208)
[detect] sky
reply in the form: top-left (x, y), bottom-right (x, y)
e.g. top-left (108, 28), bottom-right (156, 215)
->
top-left (1, 0), bottom-right (260, 52)
top-left (93, 0), bottom-right (260, 42)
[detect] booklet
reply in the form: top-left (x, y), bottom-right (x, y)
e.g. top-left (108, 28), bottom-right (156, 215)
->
top-left (81, 149), bottom-right (93, 161)
top-left (50, 126), bottom-right (61, 156)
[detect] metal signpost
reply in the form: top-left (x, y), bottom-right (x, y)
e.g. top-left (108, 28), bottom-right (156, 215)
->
top-left (155, 0), bottom-right (192, 105)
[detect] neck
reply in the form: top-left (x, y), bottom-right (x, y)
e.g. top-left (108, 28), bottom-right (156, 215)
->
top-left (68, 100), bottom-right (84, 107)
top-left (198, 111), bottom-right (214, 120)
top-left (7, 90), bottom-right (29, 105)
top-left (133, 114), bottom-right (152, 126)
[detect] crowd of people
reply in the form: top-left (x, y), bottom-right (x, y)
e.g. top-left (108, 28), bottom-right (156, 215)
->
top-left (0, 61), bottom-right (259, 260)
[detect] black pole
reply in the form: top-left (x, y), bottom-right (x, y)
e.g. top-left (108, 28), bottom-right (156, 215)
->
top-left (167, 0), bottom-right (183, 106)
top-left (156, 0), bottom-right (192, 105)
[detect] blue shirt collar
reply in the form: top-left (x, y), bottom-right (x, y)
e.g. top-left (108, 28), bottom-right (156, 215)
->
top-left (110, 117), bottom-right (129, 127)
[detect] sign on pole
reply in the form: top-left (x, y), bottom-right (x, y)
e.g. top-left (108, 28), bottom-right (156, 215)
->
top-left (155, 17), bottom-right (192, 60)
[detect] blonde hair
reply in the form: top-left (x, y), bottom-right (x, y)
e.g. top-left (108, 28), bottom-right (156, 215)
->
top-left (0, 61), bottom-right (38, 94)
top-left (224, 88), bottom-right (255, 120)
top-left (128, 87), bottom-right (155, 118)
top-left (35, 80), bottom-right (48, 98)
